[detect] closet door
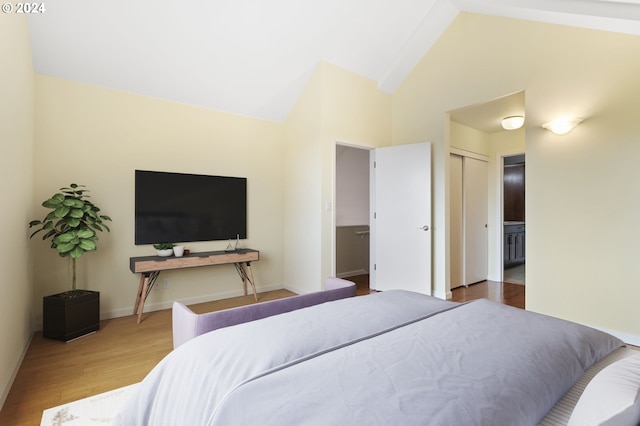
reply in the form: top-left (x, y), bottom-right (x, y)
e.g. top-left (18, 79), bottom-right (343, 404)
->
top-left (449, 154), bottom-right (464, 289)
top-left (464, 157), bottom-right (488, 285)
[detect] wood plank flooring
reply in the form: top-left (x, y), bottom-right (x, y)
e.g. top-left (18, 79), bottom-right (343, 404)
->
top-left (0, 289), bottom-right (295, 426)
top-left (0, 279), bottom-right (522, 425)
top-left (451, 280), bottom-right (525, 309)
top-left (348, 274), bottom-right (525, 309)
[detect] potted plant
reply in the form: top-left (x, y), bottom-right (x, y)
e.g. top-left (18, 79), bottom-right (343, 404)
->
top-left (29, 183), bottom-right (112, 341)
top-left (153, 242), bottom-right (174, 257)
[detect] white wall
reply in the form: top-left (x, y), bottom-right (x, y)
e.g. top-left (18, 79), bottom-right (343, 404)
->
top-left (335, 145), bottom-right (369, 227)
top-left (0, 15), bottom-right (34, 408)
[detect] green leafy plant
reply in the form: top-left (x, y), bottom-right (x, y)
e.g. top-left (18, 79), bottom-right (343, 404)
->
top-left (29, 184), bottom-right (112, 291)
top-left (153, 243), bottom-right (174, 250)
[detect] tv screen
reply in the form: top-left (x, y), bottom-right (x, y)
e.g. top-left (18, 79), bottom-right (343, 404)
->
top-left (135, 170), bottom-right (247, 245)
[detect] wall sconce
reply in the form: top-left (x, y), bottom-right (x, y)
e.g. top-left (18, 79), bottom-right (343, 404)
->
top-left (501, 116), bottom-right (525, 130)
top-left (542, 118), bottom-right (583, 135)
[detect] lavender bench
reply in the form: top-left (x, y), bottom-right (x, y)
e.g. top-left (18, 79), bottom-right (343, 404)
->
top-left (172, 277), bottom-right (357, 348)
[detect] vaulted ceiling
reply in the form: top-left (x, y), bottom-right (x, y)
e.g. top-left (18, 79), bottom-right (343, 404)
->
top-left (27, 0), bottom-right (640, 122)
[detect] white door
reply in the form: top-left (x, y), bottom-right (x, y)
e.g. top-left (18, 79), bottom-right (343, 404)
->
top-left (463, 157), bottom-right (488, 285)
top-left (370, 143), bottom-right (431, 294)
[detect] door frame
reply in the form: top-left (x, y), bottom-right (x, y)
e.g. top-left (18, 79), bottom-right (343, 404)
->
top-left (499, 152), bottom-right (526, 283)
top-left (332, 140), bottom-right (373, 279)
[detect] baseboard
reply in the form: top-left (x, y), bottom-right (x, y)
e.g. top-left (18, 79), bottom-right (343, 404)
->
top-left (336, 269), bottom-right (368, 279)
top-left (432, 289), bottom-right (447, 299)
top-left (0, 331), bottom-right (33, 411)
top-left (32, 285), bottom-right (287, 326)
top-left (283, 284), bottom-right (309, 295)
top-left (101, 284), bottom-right (285, 320)
top-left (103, 284), bottom-right (285, 319)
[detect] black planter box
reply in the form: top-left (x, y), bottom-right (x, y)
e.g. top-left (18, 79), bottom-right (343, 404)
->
top-left (43, 290), bottom-right (100, 341)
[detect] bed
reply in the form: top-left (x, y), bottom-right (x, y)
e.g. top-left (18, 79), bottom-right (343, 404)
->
top-left (114, 290), bottom-right (640, 425)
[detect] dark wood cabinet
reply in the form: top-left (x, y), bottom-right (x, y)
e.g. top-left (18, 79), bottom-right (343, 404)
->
top-left (504, 163), bottom-right (525, 222)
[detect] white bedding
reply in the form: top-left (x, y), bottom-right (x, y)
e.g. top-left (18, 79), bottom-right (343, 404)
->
top-left (115, 291), bottom-right (624, 425)
top-left (538, 346), bottom-right (638, 426)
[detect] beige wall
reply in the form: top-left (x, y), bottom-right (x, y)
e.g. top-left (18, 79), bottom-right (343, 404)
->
top-left (450, 121), bottom-right (490, 155)
top-left (0, 15), bottom-right (34, 406)
top-left (33, 76), bottom-right (285, 320)
top-left (283, 64), bottom-right (324, 294)
top-left (319, 63), bottom-right (391, 286)
top-left (7, 13), bottom-right (640, 407)
top-left (284, 62), bottom-right (391, 293)
top-left (393, 13), bottom-right (640, 343)
top-left (28, 60), bottom-right (390, 325)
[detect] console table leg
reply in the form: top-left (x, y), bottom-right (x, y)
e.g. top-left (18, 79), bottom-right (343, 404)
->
top-left (234, 262), bottom-right (258, 301)
top-left (133, 274), bottom-right (145, 316)
top-left (246, 262), bottom-right (257, 301)
top-left (135, 272), bottom-right (160, 323)
top-left (137, 274), bottom-right (151, 324)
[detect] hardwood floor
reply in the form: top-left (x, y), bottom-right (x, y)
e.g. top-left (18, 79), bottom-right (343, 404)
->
top-left (347, 274), bottom-right (525, 309)
top-left (451, 280), bottom-right (525, 309)
top-left (0, 279), bottom-right (522, 425)
top-left (0, 289), bottom-right (295, 426)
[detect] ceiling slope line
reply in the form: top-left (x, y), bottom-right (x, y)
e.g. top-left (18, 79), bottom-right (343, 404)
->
top-left (451, 0), bottom-right (640, 36)
top-left (377, 0), bottom-right (460, 94)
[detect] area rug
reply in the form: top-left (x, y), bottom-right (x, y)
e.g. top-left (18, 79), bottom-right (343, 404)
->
top-left (40, 383), bottom-right (138, 425)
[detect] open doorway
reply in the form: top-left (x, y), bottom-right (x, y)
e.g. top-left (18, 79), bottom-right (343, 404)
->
top-left (335, 143), bottom-right (370, 295)
top-left (503, 154), bottom-right (525, 284)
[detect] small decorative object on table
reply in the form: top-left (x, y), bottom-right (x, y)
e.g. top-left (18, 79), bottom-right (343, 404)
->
top-left (153, 243), bottom-right (174, 257)
top-left (225, 234), bottom-right (241, 252)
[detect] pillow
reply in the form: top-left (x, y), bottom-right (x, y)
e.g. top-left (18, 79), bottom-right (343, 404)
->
top-left (568, 354), bottom-right (640, 426)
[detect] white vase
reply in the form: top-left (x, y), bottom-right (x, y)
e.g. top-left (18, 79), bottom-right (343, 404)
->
top-left (156, 249), bottom-right (173, 257)
top-left (173, 246), bottom-right (185, 257)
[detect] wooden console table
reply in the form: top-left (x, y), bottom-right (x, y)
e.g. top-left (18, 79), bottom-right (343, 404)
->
top-left (129, 249), bottom-right (259, 323)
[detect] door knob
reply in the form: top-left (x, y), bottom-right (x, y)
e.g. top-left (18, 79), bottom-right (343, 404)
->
top-left (419, 225), bottom-right (429, 231)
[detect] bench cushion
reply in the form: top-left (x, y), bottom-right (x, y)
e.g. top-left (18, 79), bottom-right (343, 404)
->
top-left (172, 277), bottom-right (357, 348)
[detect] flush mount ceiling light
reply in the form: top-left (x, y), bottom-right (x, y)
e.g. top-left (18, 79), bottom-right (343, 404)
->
top-left (501, 115), bottom-right (525, 130)
top-left (542, 118), bottom-right (583, 135)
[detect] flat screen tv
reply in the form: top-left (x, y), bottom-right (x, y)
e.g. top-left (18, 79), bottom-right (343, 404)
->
top-left (135, 170), bottom-right (247, 245)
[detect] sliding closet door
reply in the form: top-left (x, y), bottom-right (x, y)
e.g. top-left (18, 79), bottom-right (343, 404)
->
top-left (464, 157), bottom-right (488, 285)
top-left (450, 154), bottom-right (464, 288)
